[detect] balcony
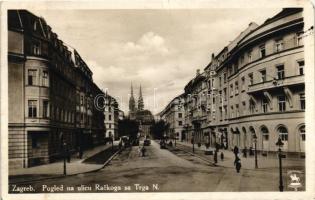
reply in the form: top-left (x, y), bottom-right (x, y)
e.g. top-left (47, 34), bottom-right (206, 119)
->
top-left (247, 75), bottom-right (304, 94)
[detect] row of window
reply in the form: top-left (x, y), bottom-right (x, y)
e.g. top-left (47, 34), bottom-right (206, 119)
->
top-left (27, 69), bottom-right (49, 87)
top-left (28, 99), bottom-right (93, 125)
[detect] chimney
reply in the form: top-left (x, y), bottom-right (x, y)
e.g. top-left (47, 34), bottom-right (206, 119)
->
top-left (196, 69), bottom-right (200, 76)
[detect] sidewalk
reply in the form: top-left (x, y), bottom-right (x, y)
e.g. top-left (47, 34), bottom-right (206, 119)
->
top-left (9, 143), bottom-right (114, 177)
top-left (175, 141), bottom-right (305, 170)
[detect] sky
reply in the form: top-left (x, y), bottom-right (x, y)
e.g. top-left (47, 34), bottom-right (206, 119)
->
top-left (32, 8), bottom-right (281, 115)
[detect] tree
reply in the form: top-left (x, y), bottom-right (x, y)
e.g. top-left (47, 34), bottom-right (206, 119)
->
top-left (150, 120), bottom-right (169, 139)
top-left (118, 118), bottom-right (139, 140)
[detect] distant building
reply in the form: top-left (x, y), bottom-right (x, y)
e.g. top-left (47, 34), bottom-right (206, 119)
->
top-left (104, 94), bottom-right (119, 140)
top-left (159, 94), bottom-right (185, 141)
top-left (8, 10), bottom-right (105, 169)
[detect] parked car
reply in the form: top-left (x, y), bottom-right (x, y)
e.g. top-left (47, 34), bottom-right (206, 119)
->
top-left (204, 147), bottom-right (215, 155)
top-left (144, 139), bottom-right (151, 146)
top-left (160, 140), bottom-right (166, 149)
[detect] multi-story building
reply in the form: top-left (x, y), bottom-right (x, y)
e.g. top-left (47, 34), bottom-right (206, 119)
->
top-left (162, 8), bottom-right (306, 157)
top-left (159, 94), bottom-right (185, 141)
top-left (104, 94), bottom-right (119, 140)
top-left (8, 10), bottom-right (105, 169)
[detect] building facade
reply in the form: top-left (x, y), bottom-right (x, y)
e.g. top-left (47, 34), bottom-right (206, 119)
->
top-left (104, 94), bottom-right (119, 140)
top-left (161, 8), bottom-right (305, 156)
top-left (159, 94), bottom-right (185, 141)
top-left (8, 10), bottom-right (105, 169)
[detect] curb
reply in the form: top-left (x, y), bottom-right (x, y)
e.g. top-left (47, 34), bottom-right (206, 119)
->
top-left (174, 144), bottom-right (278, 171)
top-left (9, 148), bottom-right (121, 185)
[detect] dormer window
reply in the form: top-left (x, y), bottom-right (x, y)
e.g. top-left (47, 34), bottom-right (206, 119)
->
top-left (33, 21), bottom-right (37, 31)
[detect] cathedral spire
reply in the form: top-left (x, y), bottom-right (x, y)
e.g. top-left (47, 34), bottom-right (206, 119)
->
top-left (138, 84), bottom-right (144, 111)
top-left (129, 82), bottom-right (136, 112)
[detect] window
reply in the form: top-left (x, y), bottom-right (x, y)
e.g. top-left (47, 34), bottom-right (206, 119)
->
top-left (212, 97), bottom-right (216, 104)
top-left (230, 84), bottom-right (234, 96)
top-left (224, 106), bottom-right (227, 119)
top-left (249, 100), bottom-right (255, 114)
top-left (299, 125), bottom-right (305, 141)
top-left (297, 32), bottom-right (303, 46)
top-left (219, 91), bottom-right (222, 103)
top-left (260, 70), bottom-right (266, 82)
top-left (241, 77), bottom-right (245, 91)
top-left (300, 93), bottom-right (305, 110)
top-left (80, 96), bottom-right (84, 105)
top-left (178, 113), bottom-right (182, 118)
top-left (219, 76), bottom-right (222, 87)
top-left (261, 127), bottom-right (269, 141)
top-left (262, 98), bottom-right (268, 113)
top-left (236, 104), bottom-right (239, 117)
top-left (223, 73), bottom-right (227, 83)
top-left (276, 65), bottom-right (285, 80)
top-left (33, 21), bottom-right (37, 31)
top-left (219, 107), bottom-right (222, 120)
top-left (278, 126), bottom-right (288, 141)
top-left (109, 124), bottom-right (111, 129)
top-left (109, 107), bottom-right (112, 112)
top-left (242, 101), bottom-right (246, 115)
top-left (240, 55), bottom-right (244, 64)
top-left (32, 41), bottom-right (41, 55)
top-left (278, 95), bottom-right (286, 112)
top-left (248, 50), bottom-right (252, 62)
top-left (32, 136), bottom-right (38, 148)
top-left (235, 81), bottom-right (239, 94)
top-left (230, 106), bottom-right (234, 118)
top-left (28, 69), bottom-right (37, 85)
top-left (42, 71), bottom-right (49, 87)
top-left (223, 88), bottom-right (227, 101)
top-left (298, 60), bottom-right (304, 75)
top-left (109, 115), bottom-right (112, 121)
top-left (178, 121), bottom-right (183, 126)
top-left (43, 100), bottom-right (49, 118)
top-left (259, 44), bottom-right (266, 58)
top-left (248, 73), bottom-right (253, 85)
top-left (28, 100), bottom-right (37, 118)
top-left (275, 39), bottom-right (284, 52)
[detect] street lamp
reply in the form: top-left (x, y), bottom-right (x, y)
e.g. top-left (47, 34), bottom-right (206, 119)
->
top-left (253, 134), bottom-right (258, 169)
top-left (63, 141), bottom-right (67, 176)
top-left (192, 131), bottom-right (195, 153)
top-left (276, 137), bottom-right (284, 192)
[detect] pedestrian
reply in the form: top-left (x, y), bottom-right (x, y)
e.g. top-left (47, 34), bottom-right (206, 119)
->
top-left (233, 146), bottom-right (239, 157)
top-left (138, 145), bottom-right (142, 157)
top-left (79, 146), bottom-right (83, 159)
top-left (243, 146), bottom-right (247, 158)
top-left (214, 150), bottom-right (218, 164)
top-left (234, 156), bottom-right (241, 173)
top-left (249, 146), bottom-right (254, 156)
top-left (141, 146), bottom-right (146, 157)
top-left (220, 151), bottom-right (224, 161)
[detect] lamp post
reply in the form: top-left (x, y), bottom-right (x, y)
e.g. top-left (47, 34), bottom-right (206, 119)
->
top-left (276, 137), bottom-right (284, 192)
top-left (63, 141), bottom-right (67, 176)
top-left (253, 134), bottom-right (258, 169)
top-left (192, 131), bottom-right (195, 153)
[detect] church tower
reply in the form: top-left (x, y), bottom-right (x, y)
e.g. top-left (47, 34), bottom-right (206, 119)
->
top-left (138, 85), bottom-right (144, 111)
top-left (129, 83), bottom-right (136, 113)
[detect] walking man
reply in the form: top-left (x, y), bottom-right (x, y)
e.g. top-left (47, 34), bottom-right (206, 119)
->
top-left (234, 156), bottom-right (242, 173)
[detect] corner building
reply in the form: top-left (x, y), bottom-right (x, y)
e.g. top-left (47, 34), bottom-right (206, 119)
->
top-left (8, 10), bottom-right (105, 169)
top-left (166, 8), bottom-right (305, 157)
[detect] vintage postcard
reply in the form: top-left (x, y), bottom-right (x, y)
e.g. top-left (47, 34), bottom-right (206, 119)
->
top-left (1, 0), bottom-right (314, 200)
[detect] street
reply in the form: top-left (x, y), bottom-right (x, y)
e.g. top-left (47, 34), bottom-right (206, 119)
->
top-left (9, 140), bottom-right (305, 193)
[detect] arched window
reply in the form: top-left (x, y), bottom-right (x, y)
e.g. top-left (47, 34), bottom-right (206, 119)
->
top-left (299, 125), bottom-right (305, 141)
top-left (278, 126), bottom-right (288, 141)
top-left (261, 126), bottom-right (269, 141)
